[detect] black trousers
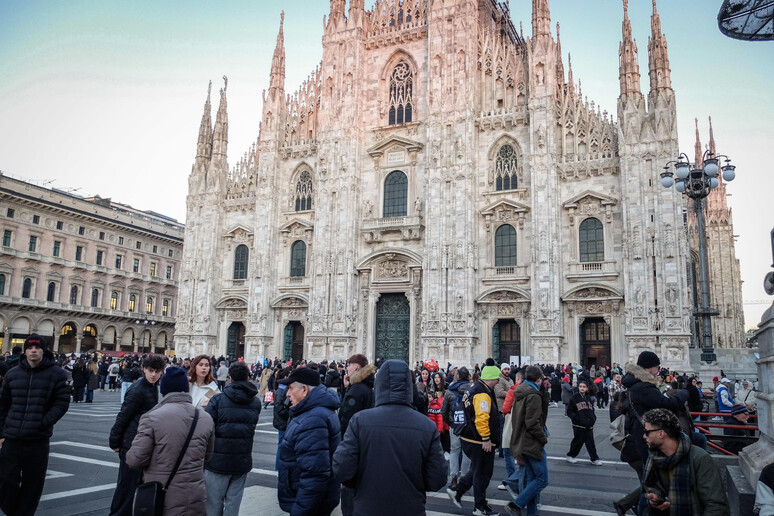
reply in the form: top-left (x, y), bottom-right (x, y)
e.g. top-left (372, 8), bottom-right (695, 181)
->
top-left (456, 440), bottom-right (495, 509)
top-left (109, 449), bottom-right (142, 516)
top-left (0, 438), bottom-right (50, 516)
top-left (567, 426), bottom-right (599, 461)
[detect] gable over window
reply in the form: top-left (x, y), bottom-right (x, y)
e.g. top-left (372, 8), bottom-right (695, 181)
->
top-left (495, 144), bottom-right (518, 191)
top-left (388, 61), bottom-right (413, 125)
top-left (294, 170), bottom-right (313, 212)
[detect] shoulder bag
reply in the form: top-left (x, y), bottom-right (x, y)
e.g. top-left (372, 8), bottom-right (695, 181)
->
top-left (133, 409), bottom-right (199, 516)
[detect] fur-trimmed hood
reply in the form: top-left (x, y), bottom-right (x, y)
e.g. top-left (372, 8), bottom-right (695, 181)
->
top-left (349, 364), bottom-right (377, 386)
top-left (621, 362), bottom-right (659, 388)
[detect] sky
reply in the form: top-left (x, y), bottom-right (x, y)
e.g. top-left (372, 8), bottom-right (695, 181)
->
top-left (0, 0), bottom-right (772, 329)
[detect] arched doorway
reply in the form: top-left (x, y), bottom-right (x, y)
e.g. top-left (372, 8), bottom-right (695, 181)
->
top-left (60, 322), bottom-right (77, 354)
top-left (82, 324), bottom-right (98, 351)
top-left (226, 322), bottom-right (245, 359)
top-left (580, 317), bottom-right (611, 369)
top-left (493, 319), bottom-right (521, 367)
top-left (283, 322), bottom-right (304, 364)
top-left (375, 293), bottom-right (410, 363)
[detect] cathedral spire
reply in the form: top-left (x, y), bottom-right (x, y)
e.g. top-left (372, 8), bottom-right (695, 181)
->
top-left (708, 116), bottom-right (716, 156)
top-left (212, 76), bottom-right (229, 160)
top-left (269, 12), bottom-right (286, 94)
top-left (648, 0), bottom-right (672, 91)
top-left (694, 118), bottom-right (703, 168)
top-left (567, 53), bottom-right (575, 95)
top-left (532, 0), bottom-right (551, 40)
top-left (196, 81), bottom-right (213, 160)
top-left (555, 22), bottom-right (565, 86)
top-left (619, 0), bottom-right (642, 96)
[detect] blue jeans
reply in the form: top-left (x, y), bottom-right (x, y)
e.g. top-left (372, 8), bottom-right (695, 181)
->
top-left (514, 450), bottom-right (548, 516)
top-left (120, 381), bottom-right (133, 403)
top-left (448, 432), bottom-right (471, 481)
top-left (204, 470), bottom-right (247, 516)
top-left (275, 430), bottom-right (284, 471)
top-left (499, 413), bottom-right (516, 478)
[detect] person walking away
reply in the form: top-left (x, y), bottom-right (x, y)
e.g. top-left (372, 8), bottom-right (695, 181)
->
top-left (204, 362), bottom-right (261, 516)
top-left (561, 375), bottom-right (574, 414)
top-left (108, 355), bottom-right (164, 516)
top-left (0, 334), bottom-right (70, 516)
top-left (565, 380), bottom-right (602, 465)
top-left (272, 367), bottom-right (292, 471)
top-left (277, 367), bottom-right (341, 516)
top-left (126, 367), bottom-right (215, 515)
top-left (86, 358), bottom-right (99, 403)
top-left (216, 361), bottom-right (229, 392)
top-left (71, 358), bottom-right (88, 403)
top-left (338, 354), bottom-right (376, 516)
top-left (119, 358), bottom-right (137, 403)
top-left (442, 366), bottom-right (472, 489)
top-left (447, 364), bottom-right (501, 516)
top-left (98, 358), bottom-right (109, 391)
top-left (504, 365), bottom-right (550, 516)
top-left (608, 373), bottom-right (625, 421)
top-left (638, 408), bottom-right (729, 515)
top-left (493, 363), bottom-right (516, 490)
top-left (189, 355), bottom-right (220, 409)
top-left (333, 359), bottom-right (447, 515)
top-left (108, 360), bottom-right (120, 392)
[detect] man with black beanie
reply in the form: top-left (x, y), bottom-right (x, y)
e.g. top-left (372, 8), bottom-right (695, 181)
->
top-left (0, 334), bottom-right (70, 516)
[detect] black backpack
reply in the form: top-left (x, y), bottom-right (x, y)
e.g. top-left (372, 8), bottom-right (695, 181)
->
top-left (451, 387), bottom-right (470, 436)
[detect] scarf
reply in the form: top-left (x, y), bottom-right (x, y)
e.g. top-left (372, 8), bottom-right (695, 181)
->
top-left (642, 433), bottom-right (692, 516)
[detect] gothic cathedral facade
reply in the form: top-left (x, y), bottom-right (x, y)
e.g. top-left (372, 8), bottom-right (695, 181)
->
top-left (174, 0), bottom-right (744, 369)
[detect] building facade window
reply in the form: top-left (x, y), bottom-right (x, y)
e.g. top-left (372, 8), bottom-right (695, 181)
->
top-left (78, 226), bottom-right (85, 235)
top-left (32, 215), bottom-right (40, 224)
top-left (28, 235), bottom-right (37, 253)
top-left (2, 230), bottom-right (11, 247)
top-left (168, 249), bottom-right (173, 257)
top-left (69, 285), bottom-right (78, 304)
top-left (56, 220), bottom-right (63, 230)
top-left (22, 278), bottom-right (32, 298)
top-left (136, 240), bottom-right (142, 250)
top-left (0, 274), bottom-right (5, 295)
top-left (99, 231), bottom-right (105, 240)
top-left (150, 262), bottom-right (157, 277)
top-left (133, 258), bottom-right (140, 273)
top-left (116, 255), bottom-right (123, 269)
top-left (47, 282), bottom-right (56, 302)
top-left (162, 299), bottom-right (169, 316)
top-left (152, 245), bottom-right (157, 253)
top-left (75, 245), bottom-right (83, 261)
top-left (388, 60), bottom-right (413, 125)
top-left (166, 265), bottom-right (172, 279)
top-left (233, 244), bottom-right (248, 280)
top-left (145, 297), bottom-right (153, 314)
top-left (96, 250), bottom-right (104, 265)
top-left (383, 170), bottom-right (408, 217)
top-left (6, 208), bottom-right (14, 218)
top-left (494, 224), bottom-right (518, 267)
top-left (495, 144), bottom-right (519, 191)
top-left (294, 170), bottom-right (313, 211)
top-left (129, 294), bottom-right (136, 312)
top-left (53, 240), bottom-right (61, 257)
top-left (110, 291), bottom-right (118, 310)
top-left (118, 236), bottom-right (124, 245)
top-left (579, 217), bottom-right (605, 262)
top-left (290, 240), bottom-right (307, 277)
top-left (91, 288), bottom-right (99, 307)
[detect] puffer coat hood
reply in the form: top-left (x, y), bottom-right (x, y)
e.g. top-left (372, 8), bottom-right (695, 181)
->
top-left (374, 359), bottom-right (413, 407)
top-left (205, 380), bottom-right (261, 475)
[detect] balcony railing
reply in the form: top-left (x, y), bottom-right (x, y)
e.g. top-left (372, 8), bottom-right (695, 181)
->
top-left (566, 261), bottom-right (618, 281)
top-left (483, 265), bottom-right (530, 283)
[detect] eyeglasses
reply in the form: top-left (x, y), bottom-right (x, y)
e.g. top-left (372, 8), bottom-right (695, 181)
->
top-left (643, 428), bottom-right (663, 436)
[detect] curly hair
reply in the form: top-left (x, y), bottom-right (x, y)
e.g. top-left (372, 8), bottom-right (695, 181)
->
top-left (641, 408), bottom-right (681, 440)
top-left (142, 355), bottom-right (165, 372)
top-left (188, 354), bottom-right (215, 384)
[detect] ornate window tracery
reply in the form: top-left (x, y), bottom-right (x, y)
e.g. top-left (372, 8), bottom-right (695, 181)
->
top-left (495, 144), bottom-right (518, 191)
top-left (495, 224), bottom-right (517, 267)
top-left (388, 61), bottom-right (413, 125)
top-left (579, 217), bottom-right (604, 262)
top-left (233, 244), bottom-right (249, 280)
top-left (383, 170), bottom-right (408, 217)
top-left (294, 170), bottom-right (313, 212)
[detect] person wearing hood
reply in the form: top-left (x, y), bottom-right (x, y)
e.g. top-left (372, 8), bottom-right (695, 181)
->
top-left (0, 334), bottom-right (69, 516)
top-left (277, 367), bottom-right (341, 516)
top-left (333, 359), bottom-right (447, 516)
top-left (204, 362), bottom-right (262, 516)
top-left (560, 375), bottom-right (574, 414)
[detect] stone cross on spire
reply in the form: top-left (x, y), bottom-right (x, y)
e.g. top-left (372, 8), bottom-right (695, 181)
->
top-left (619, 0), bottom-right (642, 97)
top-left (648, 0), bottom-right (671, 91)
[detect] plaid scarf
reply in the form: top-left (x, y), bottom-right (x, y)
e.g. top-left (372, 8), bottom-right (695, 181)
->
top-left (642, 433), bottom-right (692, 516)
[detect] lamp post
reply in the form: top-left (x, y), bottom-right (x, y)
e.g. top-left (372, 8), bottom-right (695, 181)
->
top-left (661, 150), bottom-right (737, 363)
top-left (135, 318), bottom-right (156, 355)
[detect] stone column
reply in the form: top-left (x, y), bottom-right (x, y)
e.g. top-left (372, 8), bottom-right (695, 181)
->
top-left (53, 333), bottom-right (60, 353)
top-left (739, 302), bottom-right (774, 485)
top-left (366, 291), bottom-right (379, 358)
top-left (2, 328), bottom-right (10, 354)
top-left (406, 291), bottom-right (416, 366)
top-left (75, 334), bottom-right (82, 354)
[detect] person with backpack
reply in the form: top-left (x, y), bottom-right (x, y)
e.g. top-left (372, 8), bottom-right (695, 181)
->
top-left (442, 366), bottom-right (471, 489)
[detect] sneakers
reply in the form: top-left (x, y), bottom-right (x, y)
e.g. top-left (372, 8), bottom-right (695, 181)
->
top-left (497, 481), bottom-right (508, 490)
top-left (504, 502), bottom-right (522, 516)
top-left (472, 504), bottom-right (499, 516)
top-left (446, 487), bottom-right (462, 509)
top-left (566, 456), bottom-right (578, 463)
top-left (450, 476), bottom-right (458, 490)
top-left (444, 451), bottom-right (450, 461)
top-left (591, 459), bottom-right (604, 466)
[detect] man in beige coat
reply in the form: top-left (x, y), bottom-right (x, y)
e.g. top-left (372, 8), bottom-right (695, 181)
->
top-left (127, 367), bottom-right (215, 515)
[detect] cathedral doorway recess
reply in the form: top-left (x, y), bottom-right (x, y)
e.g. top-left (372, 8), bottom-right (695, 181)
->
top-left (493, 319), bottom-right (521, 367)
top-left (283, 321), bottom-right (304, 364)
top-left (227, 322), bottom-right (246, 359)
top-left (580, 318), bottom-right (611, 368)
top-left (375, 293), bottom-right (410, 363)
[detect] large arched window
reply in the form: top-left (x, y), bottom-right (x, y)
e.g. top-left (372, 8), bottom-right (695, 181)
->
top-left (146, 297), bottom-right (153, 314)
top-left (47, 282), bottom-right (56, 302)
top-left (162, 299), bottom-right (169, 317)
top-left (22, 278), bottom-right (32, 299)
top-left (579, 217), bottom-right (604, 262)
top-left (110, 291), bottom-right (118, 310)
top-left (495, 144), bottom-right (518, 191)
top-left (233, 244), bottom-right (248, 280)
top-left (383, 170), bottom-right (408, 217)
top-left (69, 285), bottom-right (78, 304)
top-left (129, 294), bottom-right (136, 312)
top-left (91, 288), bottom-right (99, 307)
top-left (0, 274), bottom-right (5, 296)
top-left (290, 241), bottom-right (307, 277)
top-left (294, 170), bottom-right (313, 211)
top-left (388, 60), bottom-right (413, 125)
top-left (495, 224), bottom-right (517, 267)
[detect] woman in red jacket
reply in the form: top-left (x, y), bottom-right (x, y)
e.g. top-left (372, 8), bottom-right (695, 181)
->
top-left (428, 372), bottom-right (450, 455)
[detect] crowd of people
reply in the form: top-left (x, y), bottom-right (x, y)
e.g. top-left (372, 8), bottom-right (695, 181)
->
top-left (0, 334), bottom-right (765, 515)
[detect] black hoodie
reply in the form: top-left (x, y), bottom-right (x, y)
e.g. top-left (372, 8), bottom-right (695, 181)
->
top-left (205, 380), bottom-right (262, 475)
top-left (567, 390), bottom-right (596, 428)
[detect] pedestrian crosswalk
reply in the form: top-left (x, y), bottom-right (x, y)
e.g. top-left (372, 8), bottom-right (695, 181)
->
top-left (63, 400), bottom-right (122, 418)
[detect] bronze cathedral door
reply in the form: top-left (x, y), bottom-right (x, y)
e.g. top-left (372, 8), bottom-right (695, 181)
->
top-left (375, 293), bottom-right (410, 363)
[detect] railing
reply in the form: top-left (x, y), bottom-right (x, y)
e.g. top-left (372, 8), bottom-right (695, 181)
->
top-left (690, 411), bottom-right (758, 456)
top-left (581, 262), bottom-right (603, 272)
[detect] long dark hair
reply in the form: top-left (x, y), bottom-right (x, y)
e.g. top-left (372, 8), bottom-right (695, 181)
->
top-left (188, 355), bottom-right (215, 385)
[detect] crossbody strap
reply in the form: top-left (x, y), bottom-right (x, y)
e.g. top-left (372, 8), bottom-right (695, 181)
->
top-left (164, 409), bottom-right (199, 490)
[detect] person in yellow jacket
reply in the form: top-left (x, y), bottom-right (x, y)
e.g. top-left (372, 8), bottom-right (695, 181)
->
top-left (447, 364), bottom-right (501, 516)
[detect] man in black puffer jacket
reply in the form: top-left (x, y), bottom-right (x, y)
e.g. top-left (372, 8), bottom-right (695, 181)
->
top-left (205, 362), bottom-right (262, 515)
top-left (0, 334), bottom-right (69, 516)
top-left (108, 355), bottom-right (164, 516)
top-left (333, 359), bottom-right (447, 516)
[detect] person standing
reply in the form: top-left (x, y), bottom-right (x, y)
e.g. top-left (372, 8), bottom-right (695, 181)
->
top-left (204, 362), bottom-right (262, 516)
top-left (216, 361), bottom-right (229, 392)
top-left (71, 358), bottom-right (88, 403)
top-left (277, 367), bottom-right (341, 516)
top-left (0, 334), bottom-right (70, 516)
top-left (108, 355), bottom-right (164, 516)
top-left (565, 380), bottom-right (602, 465)
top-left (442, 366), bottom-right (472, 489)
top-left (98, 358), bottom-right (109, 391)
top-left (86, 358), bottom-right (99, 403)
top-left (188, 355), bottom-right (220, 409)
top-left (504, 365), bottom-right (550, 516)
top-left (447, 364), bottom-right (501, 516)
top-left (333, 359), bottom-right (447, 515)
top-left (494, 363), bottom-right (515, 489)
top-left (126, 367), bottom-right (215, 515)
top-left (107, 359), bottom-right (120, 392)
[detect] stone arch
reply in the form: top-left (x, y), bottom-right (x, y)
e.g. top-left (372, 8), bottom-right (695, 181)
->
top-left (562, 283), bottom-right (624, 301)
top-left (35, 319), bottom-right (56, 339)
top-left (476, 286), bottom-right (531, 304)
top-left (356, 247), bottom-right (422, 269)
top-left (270, 293), bottom-right (309, 309)
top-left (103, 325), bottom-right (118, 350)
top-left (214, 296), bottom-right (249, 310)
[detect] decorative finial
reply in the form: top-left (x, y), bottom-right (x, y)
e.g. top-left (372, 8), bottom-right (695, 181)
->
top-left (207, 80), bottom-right (212, 98)
top-left (623, 0), bottom-right (628, 15)
top-left (223, 75), bottom-right (228, 92)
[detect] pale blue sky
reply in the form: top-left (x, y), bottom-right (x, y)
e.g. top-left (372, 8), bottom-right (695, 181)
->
top-left (0, 0), bottom-right (772, 327)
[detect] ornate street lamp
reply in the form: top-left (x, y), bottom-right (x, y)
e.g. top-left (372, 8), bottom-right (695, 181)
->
top-left (661, 150), bottom-right (737, 362)
top-left (135, 318), bottom-right (156, 355)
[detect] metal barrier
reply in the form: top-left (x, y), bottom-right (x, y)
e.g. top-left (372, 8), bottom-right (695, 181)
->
top-left (690, 411), bottom-right (758, 456)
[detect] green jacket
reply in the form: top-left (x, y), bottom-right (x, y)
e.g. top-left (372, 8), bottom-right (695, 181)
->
top-left (508, 382), bottom-right (549, 460)
top-left (642, 442), bottom-right (730, 516)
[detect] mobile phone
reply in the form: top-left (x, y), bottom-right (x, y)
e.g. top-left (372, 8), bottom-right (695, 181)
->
top-left (651, 495), bottom-right (669, 505)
